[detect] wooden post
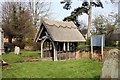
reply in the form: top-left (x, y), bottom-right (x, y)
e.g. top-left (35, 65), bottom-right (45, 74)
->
top-left (67, 42), bottom-right (69, 51)
top-left (63, 42), bottom-right (66, 51)
top-left (40, 38), bottom-right (47, 58)
top-left (41, 41), bottom-right (43, 58)
top-left (101, 35), bottom-right (104, 60)
top-left (91, 36), bottom-right (93, 59)
top-left (49, 41), bottom-right (50, 50)
top-left (53, 42), bottom-right (57, 61)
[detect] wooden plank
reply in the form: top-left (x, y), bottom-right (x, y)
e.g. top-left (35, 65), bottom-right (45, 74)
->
top-left (101, 35), bottom-right (104, 60)
top-left (36, 27), bottom-right (44, 41)
top-left (63, 42), bottom-right (66, 51)
top-left (53, 42), bottom-right (57, 61)
top-left (91, 36), bottom-right (93, 59)
top-left (41, 41), bottom-right (43, 58)
top-left (67, 42), bottom-right (69, 51)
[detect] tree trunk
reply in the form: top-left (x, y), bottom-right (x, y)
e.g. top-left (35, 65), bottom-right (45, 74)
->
top-left (8, 36), bottom-right (13, 43)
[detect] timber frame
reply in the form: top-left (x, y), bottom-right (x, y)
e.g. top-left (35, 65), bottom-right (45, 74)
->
top-left (34, 18), bottom-right (86, 61)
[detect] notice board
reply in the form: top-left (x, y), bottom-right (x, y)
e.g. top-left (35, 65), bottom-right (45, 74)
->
top-left (91, 35), bottom-right (105, 46)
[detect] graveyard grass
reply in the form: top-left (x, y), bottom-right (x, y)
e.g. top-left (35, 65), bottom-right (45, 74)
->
top-left (2, 51), bottom-right (102, 78)
top-left (2, 50), bottom-right (40, 63)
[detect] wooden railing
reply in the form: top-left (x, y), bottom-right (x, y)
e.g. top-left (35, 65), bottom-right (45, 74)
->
top-left (57, 52), bottom-right (75, 60)
top-left (43, 50), bottom-right (76, 60)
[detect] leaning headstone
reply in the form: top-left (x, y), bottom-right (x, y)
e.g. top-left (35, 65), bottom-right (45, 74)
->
top-left (16, 47), bottom-right (20, 55)
top-left (101, 49), bottom-right (120, 79)
top-left (14, 46), bottom-right (20, 55)
top-left (14, 46), bottom-right (17, 54)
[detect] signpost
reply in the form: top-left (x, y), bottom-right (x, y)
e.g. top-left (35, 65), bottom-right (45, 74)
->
top-left (91, 35), bottom-right (105, 60)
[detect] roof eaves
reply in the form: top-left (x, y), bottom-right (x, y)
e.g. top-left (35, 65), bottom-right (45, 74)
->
top-left (33, 18), bottom-right (43, 42)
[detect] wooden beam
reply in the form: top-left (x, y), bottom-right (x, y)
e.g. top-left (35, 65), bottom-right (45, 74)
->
top-left (63, 42), bottom-right (66, 51)
top-left (101, 35), bottom-right (104, 60)
top-left (36, 27), bottom-right (44, 42)
top-left (49, 41), bottom-right (50, 50)
top-left (53, 42), bottom-right (57, 61)
top-left (41, 41), bottom-right (43, 58)
top-left (67, 42), bottom-right (69, 51)
top-left (40, 37), bottom-right (48, 58)
top-left (91, 36), bottom-right (93, 59)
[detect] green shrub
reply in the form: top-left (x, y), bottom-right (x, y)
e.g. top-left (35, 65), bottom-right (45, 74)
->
top-left (77, 45), bottom-right (90, 52)
top-left (25, 38), bottom-right (41, 51)
top-left (2, 51), bottom-right (40, 63)
top-left (86, 37), bottom-right (91, 45)
top-left (4, 42), bottom-right (14, 52)
top-left (25, 38), bottom-right (33, 46)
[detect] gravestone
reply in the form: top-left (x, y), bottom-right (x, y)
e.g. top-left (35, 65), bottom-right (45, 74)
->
top-left (101, 49), bottom-right (120, 79)
top-left (14, 46), bottom-right (20, 55)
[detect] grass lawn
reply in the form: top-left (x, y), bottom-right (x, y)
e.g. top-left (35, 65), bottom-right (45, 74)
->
top-left (20, 50), bottom-right (41, 58)
top-left (2, 50), bottom-right (40, 63)
top-left (2, 58), bottom-right (102, 78)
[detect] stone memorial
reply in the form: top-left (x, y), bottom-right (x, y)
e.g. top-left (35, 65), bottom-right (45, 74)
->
top-left (14, 46), bottom-right (20, 55)
top-left (101, 49), bottom-right (120, 79)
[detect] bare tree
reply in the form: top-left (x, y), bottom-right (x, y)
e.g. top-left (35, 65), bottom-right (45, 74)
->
top-left (1, 2), bottom-right (34, 44)
top-left (29, 0), bottom-right (51, 30)
top-left (92, 13), bottom-right (118, 36)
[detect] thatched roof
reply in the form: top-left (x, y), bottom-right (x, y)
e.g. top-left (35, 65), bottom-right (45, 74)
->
top-left (34, 18), bottom-right (86, 42)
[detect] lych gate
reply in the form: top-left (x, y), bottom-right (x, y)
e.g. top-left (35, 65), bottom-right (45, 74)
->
top-left (34, 18), bottom-right (86, 61)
